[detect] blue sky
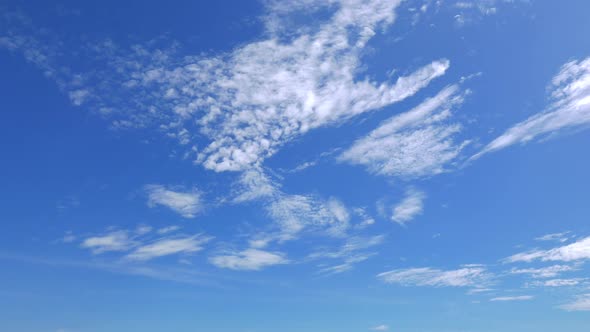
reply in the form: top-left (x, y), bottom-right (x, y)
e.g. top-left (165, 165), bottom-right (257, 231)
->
top-left (1, 0), bottom-right (590, 331)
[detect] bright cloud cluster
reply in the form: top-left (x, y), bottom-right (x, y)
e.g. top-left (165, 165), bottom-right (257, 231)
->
top-left (339, 85), bottom-right (469, 178)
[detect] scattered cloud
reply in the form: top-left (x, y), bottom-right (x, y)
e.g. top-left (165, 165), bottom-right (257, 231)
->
top-left (509, 264), bottom-right (579, 278)
top-left (535, 232), bottom-right (570, 243)
top-left (310, 235), bottom-right (385, 274)
top-left (559, 294), bottom-right (590, 311)
top-left (59, 231), bottom-right (76, 243)
top-left (490, 295), bottom-right (534, 302)
top-left (391, 189), bottom-right (426, 225)
top-left (370, 324), bottom-right (389, 331)
top-left (77, 225), bottom-right (210, 263)
top-left (474, 57), bottom-right (590, 159)
top-left (233, 169), bottom-right (354, 244)
top-left (145, 184), bottom-right (203, 218)
top-left (126, 234), bottom-right (212, 261)
top-left (353, 207), bottom-right (376, 229)
top-left (157, 225), bottom-right (181, 234)
top-left (135, 225), bottom-right (153, 235)
top-left (377, 265), bottom-right (489, 287)
top-left (1, 1), bottom-right (450, 173)
top-left (209, 248), bottom-right (289, 271)
top-left (339, 85), bottom-right (469, 179)
top-left (80, 230), bottom-right (135, 254)
top-left (505, 236), bottom-right (590, 263)
top-left (535, 278), bottom-right (584, 287)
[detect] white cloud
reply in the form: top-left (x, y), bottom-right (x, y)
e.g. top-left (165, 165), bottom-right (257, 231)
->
top-left (535, 232), bottom-right (570, 243)
top-left (509, 265), bottom-right (579, 278)
top-left (538, 278), bottom-right (583, 287)
top-left (69, 89), bottom-right (90, 105)
top-left (145, 184), bottom-right (203, 218)
top-left (474, 57), bottom-right (590, 159)
top-left (80, 230), bottom-right (135, 254)
top-left (209, 248), bottom-right (289, 271)
top-left (370, 324), bottom-right (389, 331)
top-left (232, 168), bottom-right (277, 203)
top-left (157, 225), bottom-right (181, 234)
top-left (317, 254), bottom-right (374, 275)
top-left (233, 169), bottom-right (354, 243)
top-left (126, 234), bottom-right (211, 261)
top-left (490, 295), bottom-right (534, 302)
top-left (559, 294), bottom-right (590, 311)
top-left (78, 225), bottom-right (208, 262)
top-left (505, 236), bottom-right (590, 263)
top-left (310, 235), bottom-right (385, 274)
top-left (391, 189), bottom-right (426, 225)
top-left (135, 225), bottom-right (153, 235)
top-left (192, 0), bottom-right (449, 172)
top-left (1, 1), bottom-right (449, 173)
top-left (377, 266), bottom-right (489, 287)
top-left (267, 193), bottom-right (351, 240)
top-left (339, 85), bottom-right (469, 178)
top-left (353, 207), bottom-right (376, 229)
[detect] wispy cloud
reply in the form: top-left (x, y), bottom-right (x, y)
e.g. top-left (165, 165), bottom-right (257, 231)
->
top-left (509, 264), bottom-right (579, 279)
top-left (370, 324), bottom-right (389, 331)
top-left (339, 85), bottom-right (469, 179)
top-left (80, 230), bottom-right (135, 254)
top-left (559, 294), bottom-right (590, 311)
top-left (1, 1), bottom-right (449, 173)
top-left (157, 225), bottom-right (181, 235)
top-left (377, 265), bottom-right (489, 287)
top-left (126, 234), bottom-right (212, 261)
top-left (474, 57), bottom-right (590, 159)
top-left (78, 225), bottom-right (211, 262)
top-left (505, 236), bottom-right (590, 263)
top-left (534, 278), bottom-right (584, 287)
top-left (233, 169), bottom-right (354, 244)
top-left (535, 232), bottom-right (570, 243)
top-left (145, 184), bottom-right (203, 218)
top-left (391, 189), bottom-right (426, 225)
top-left (490, 295), bottom-right (534, 302)
top-left (209, 248), bottom-right (289, 271)
top-left (310, 235), bottom-right (385, 274)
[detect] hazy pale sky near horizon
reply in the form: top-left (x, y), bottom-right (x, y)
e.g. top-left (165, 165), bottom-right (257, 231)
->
top-left (1, 1), bottom-right (590, 331)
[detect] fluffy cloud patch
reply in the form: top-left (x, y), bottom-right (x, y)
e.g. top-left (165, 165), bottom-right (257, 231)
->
top-left (377, 265), bottom-right (489, 287)
top-left (145, 185), bottom-right (203, 218)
